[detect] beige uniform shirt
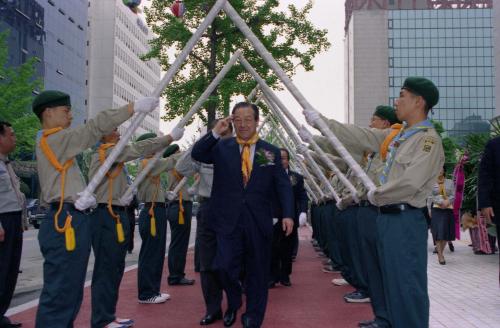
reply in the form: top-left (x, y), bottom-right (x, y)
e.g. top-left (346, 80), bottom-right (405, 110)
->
top-left (165, 154), bottom-right (192, 202)
top-left (320, 115), bottom-right (444, 208)
top-left (175, 147), bottom-right (214, 198)
top-left (36, 105), bottom-right (133, 204)
top-left (137, 155), bottom-right (178, 203)
top-left (0, 154), bottom-right (24, 213)
top-left (89, 136), bottom-right (172, 205)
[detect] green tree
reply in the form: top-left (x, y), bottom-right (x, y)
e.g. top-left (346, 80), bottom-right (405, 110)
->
top-left (0, 30), bottom-right (43, 157)
top-left (431, 120), bottom-right (458, 175)
top-left (144, 0), bottom-right (330, 127)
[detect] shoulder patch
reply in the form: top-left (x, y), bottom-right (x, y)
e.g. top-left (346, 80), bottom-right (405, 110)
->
top-left (422, 136), bottom-right (436, 153)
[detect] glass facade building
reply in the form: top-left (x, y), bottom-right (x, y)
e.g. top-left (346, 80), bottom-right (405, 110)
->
top-left (388, 8), bottom-right (495, 137)
top-left (0, 0), bottom-right (45, 86)
top-left (38, 0), bottom-right (88, 126)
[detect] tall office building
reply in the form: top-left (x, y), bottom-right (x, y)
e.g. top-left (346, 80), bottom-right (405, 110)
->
top-left (0, 0), bottom-right (45, 80)
top-left (38, 0), bottom-right (88, 126)
top-left (344, 0), bottom-right (498, 138)
top-left (88, 0), bottom-right (161, 137)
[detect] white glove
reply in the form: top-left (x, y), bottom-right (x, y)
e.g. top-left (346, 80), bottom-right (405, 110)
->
top-left (166, 191), bottom-right (177, 201)
top-left (120, 190), bottom-right (135, 206)
top-left (367, 189), bottom-right (377, 206)
top-left (299, 212), bottom-right (307, 226)
top-left (169, 127), bottom-right (185, 141)
top-left (75, 191), bottom-right (96, 211)
top-left (298, 126), bottom-right (313, 143)
top-left (272, 218), bottom-right (279, 225)
top-left (296, 144), bottom-right (308, 155)
top-left (187, 186), bottom-right (197, 196)
top-left (134, 97), bottom-right (159, 114)
top-left (303, 109), bottom-right (320, 126)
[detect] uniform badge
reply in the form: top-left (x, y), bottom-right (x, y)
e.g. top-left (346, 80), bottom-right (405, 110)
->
top-left (289, 174), bottom-right (297, 186)
top-left (422, 137), bottom-right (435, 153)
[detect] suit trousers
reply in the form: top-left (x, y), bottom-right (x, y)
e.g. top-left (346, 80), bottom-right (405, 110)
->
top-left (137, 205), bottom-right (167, 300)
top-left (377, 209), bottom-right (429, 328)
top-left (197, 200), bottom-right (223, 315)
top-left (90, 208), bottom-right (130, 328)
top-left (310, 204), bottom-right (319, 241)
top-left (318, 204), bottom-right (329, 255)
top-left (270, 222), bottom-right (296, 281)
top-left (215, 210), bottom-right (271, 327)
top-left (357, 205), bottom-right (390, 327)
top-left (166, 201), bottom-right (193, 283)
top-left (0, 212), bottom-right (23, 319)
top-left (36, 206), bottom-right (91, 328)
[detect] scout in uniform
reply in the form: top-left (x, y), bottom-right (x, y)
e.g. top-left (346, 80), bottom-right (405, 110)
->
top-left (0, 121), bottom-right (25, 328)
top-left (32, 90), bottom-right (159, 327)
top-left (304, 77), bottom-right (444, 328)
top-left (88, 127), bottom-right (183, 328)
top-left (136, 133), bottom-right (180, 304)
top-left (165, 156), bottom-right (196, 286)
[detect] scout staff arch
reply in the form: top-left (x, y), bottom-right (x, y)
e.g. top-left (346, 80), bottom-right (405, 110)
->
top-left (76, 0), bottom-right (376, 210)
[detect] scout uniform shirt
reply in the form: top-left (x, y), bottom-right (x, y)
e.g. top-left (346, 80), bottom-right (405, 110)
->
top-left (175, 147), bottom-right (214, 198)
top-left (36, 105), bottom-right (133, 204)
top-left (0, 153), bottom-right (24, 213)
top-left (137, 154), bottom-right (179, 203)
top-left (319, 114), bottom-right (444, 208)
top-left (165, 153), bottom-right (192, 202)
top-left (88, 136), bottom-right (173, 205)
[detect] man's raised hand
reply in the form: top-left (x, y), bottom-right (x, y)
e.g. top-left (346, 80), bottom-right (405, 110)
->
top-left (213, 116), bottom-right (232, 136)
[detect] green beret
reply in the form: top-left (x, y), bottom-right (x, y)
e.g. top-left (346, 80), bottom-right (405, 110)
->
top-left (136, 132), bottom-right (157, 142)
top-left (32, 90), bottom-right (71, 117)
top-left (163, 144), bottom-right (180, 158)
top-left (402, 77), bottom-right (439, 109)
top-left (374, 105), bottom-right (399, 125)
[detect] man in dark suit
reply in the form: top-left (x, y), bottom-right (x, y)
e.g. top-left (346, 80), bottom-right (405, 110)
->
top-left (478, 135), bottom-right (500, 280)
top-left (270, 148), bottom-right (308, 288)
top-left (192, 102), bottom-right (294, 328)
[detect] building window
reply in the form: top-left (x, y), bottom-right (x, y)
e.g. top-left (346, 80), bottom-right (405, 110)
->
top-left (48, 0), bottom-right (55, 6)
top-left (58, 8), bottom-right (65, 16)
top-left (56, 69), bottom-right (64, 75)
top-left (57, 38), bottom-right (64, 45)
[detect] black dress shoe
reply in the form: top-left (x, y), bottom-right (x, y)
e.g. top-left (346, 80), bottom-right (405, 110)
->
top-left (241, 314), bottom-right (254, 328)
top-left (168, 277), bottom-right (195, 286)
top-left (0, 321), bottom-right (22, 328)
top-left (200, 310), bottom-right (222, 325)
top-left (223, 309), bottom-right (237, 327)
top-left (280, 278), bottom-right (291, 287)
top-left (448, 242), bottom-right (455, 252)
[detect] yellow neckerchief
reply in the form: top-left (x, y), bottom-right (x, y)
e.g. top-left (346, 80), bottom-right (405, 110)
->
top-left (172, 169), bottom-right (185, 225)
top-left (438, 176), bottom-right (448, 199)
top-left (39, 127), bottom-right (76, 251)
top-left (142, 158), bottom-right (160, 237)
top-left (236, 133), bottom-right (259, 186)
top-left (98, 143), bottom-right (125, 243)
top-left (379, 123), bottom-right (403, 161)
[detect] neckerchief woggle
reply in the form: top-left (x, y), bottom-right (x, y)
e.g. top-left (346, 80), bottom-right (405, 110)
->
top-left (379, 119), bottom-right (433, 185)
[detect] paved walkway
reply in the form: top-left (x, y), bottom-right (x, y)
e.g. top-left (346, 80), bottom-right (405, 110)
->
top-left (6, 227), bottom-right (500, 327)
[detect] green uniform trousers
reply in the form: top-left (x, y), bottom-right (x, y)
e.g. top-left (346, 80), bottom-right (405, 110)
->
top-left (324, 201), bottom-right (342, 268)
top-left (336, 206), bottom-right (360, 289)
top-left (166, 200), bottom-right (193, 283)
top-left (137, 204), bottom-right (167, 300)
top-left (377, 208), bottom-right (429, 328)
top-left (90, 207), bottom-right (130, 328)
top-left (36, 205), bottom-right (91, 328)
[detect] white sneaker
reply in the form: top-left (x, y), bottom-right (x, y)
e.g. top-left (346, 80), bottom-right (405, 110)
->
top-left (115, 318), bottom-right (134, 327)
top-left (332, 278), bottom-right (349, 286)
top-left (138, 293), bottom-right (170, 304)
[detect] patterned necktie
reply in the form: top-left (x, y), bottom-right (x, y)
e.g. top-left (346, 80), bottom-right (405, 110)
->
top-left (236, 134), bottom-right (260, 186)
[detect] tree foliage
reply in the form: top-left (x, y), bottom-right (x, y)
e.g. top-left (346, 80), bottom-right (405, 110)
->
top-left (144, 0), bottom-right (330, 127)
top-left (0, 30), bottom-right (43, 158)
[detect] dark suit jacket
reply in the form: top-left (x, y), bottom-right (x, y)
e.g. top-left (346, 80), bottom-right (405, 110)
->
top-left (272, 170), bottom-right (308, 223)
top-left (191, 132), bottom-right (294, 237)
top-left (478, 136), bottom-right (500, 223)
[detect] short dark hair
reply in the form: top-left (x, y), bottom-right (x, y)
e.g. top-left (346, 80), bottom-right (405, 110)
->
top-left (280, 148), bottom-right (290, 160)
top-left (231, 102), bottom-right (259, 121)
top-left (0, 121), bottom-right (12, 136)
